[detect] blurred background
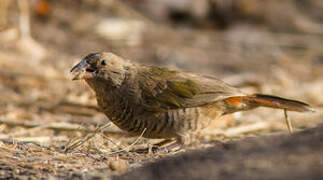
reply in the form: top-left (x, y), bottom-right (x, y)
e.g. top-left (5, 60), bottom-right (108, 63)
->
top-left (0, 0), bottom-right (323, 178)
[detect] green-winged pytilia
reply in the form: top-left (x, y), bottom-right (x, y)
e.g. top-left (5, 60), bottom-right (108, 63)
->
top-left (70, 52), bottom-right (314, 151)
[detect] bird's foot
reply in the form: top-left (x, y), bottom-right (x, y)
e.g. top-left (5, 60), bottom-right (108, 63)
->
top-left (131, 139), bottom-right (183, 154)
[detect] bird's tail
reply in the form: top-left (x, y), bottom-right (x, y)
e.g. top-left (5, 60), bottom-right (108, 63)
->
top-left (224, 94), bottom-right (314, 113)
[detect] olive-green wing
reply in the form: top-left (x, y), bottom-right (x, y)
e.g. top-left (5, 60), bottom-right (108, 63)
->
top-left (138, 67), bottom-right (244, 112)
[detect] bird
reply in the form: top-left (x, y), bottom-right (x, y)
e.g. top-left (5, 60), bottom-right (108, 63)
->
top-left (70, 52), bottom-right (314, 151)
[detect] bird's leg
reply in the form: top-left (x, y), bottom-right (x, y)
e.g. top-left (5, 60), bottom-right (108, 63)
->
top-left (153, 139), bottom-right (174, 147)
top-left (149, 134), bottom-right (190, 153)
top-left (131, 139), bottom-right (183, 154)
top-left (154, 139), bottom-right (183, 153)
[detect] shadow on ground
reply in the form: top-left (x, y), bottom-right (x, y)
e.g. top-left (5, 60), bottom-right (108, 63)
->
top-left (117, 123), bottom-right (323, 180)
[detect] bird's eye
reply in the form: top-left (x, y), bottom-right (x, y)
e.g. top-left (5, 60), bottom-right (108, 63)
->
top-left (101, 60), bottom-right (107, 66)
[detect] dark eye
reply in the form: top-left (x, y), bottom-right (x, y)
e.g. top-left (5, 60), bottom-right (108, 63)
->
top-left (101, 60), bottom-right (107, 66)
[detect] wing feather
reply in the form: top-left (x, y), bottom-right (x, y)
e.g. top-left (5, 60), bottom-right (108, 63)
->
top-left (137, 66), bottom-right (244, 112)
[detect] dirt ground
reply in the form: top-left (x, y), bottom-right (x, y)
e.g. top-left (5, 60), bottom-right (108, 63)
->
top-left (0, 0), bottom-right (322, 179)
top-left (117, 124), bottom-right (323, 180)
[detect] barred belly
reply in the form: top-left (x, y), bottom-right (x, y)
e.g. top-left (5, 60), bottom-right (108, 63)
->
top-left (106, 102), bottom-right (222, 139)
top-left (142, 107), bottom-right (217, 139)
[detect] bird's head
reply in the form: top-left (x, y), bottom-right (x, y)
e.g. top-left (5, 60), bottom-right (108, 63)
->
top-left (70, 52), bottom-right (131, 86)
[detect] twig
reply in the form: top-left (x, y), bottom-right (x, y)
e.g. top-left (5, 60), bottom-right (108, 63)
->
top-left (284, 109), bottom-right (293, 134)
top-left (100, 133), bottom-right (126, 150)
top-left (64, 123), bottom-right (111, 153)
top-left (0, 136), bottom-right (68, 144)
top-left (105, 128), bottom-right (146, 155)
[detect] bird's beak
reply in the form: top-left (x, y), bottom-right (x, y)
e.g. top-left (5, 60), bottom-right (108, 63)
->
top-left (70, 59), bottom-right (89, 80)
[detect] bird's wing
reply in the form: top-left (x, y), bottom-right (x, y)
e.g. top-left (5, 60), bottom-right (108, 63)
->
top-left (137, 66), bottom-right (245, 112)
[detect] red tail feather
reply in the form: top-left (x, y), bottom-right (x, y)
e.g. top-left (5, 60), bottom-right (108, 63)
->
top-left (244, 94), bottom-right (314, 112)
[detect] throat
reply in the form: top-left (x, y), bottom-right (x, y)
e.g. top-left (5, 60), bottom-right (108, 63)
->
top-left (96, 91), bottom-right (135, 131)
